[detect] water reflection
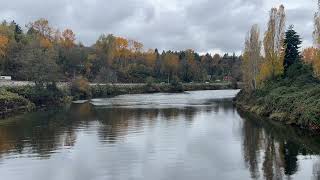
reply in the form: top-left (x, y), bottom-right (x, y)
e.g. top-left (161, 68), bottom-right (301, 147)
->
top-left (240, 111), bottom-right (320, 180)
top-left (0, 90), bottom-right (319, 180)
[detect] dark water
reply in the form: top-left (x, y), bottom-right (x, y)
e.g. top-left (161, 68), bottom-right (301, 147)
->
top-left (0, 90), bottom-right (319, 180)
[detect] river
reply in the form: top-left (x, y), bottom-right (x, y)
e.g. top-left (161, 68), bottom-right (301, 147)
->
top-left (0, 90), bottom-right (319, 180)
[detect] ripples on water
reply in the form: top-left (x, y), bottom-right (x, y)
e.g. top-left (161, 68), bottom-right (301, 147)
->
top-left (0, 90), bottom-right (319, 180)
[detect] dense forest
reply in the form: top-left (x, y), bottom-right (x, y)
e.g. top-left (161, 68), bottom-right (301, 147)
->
top-left (0, 19), bottom-right (241, 85)
top-left (237, 2), bottom-right (320, 129)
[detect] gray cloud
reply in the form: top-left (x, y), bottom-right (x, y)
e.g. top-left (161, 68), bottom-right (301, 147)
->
top-left (0, 0), bottom-right (317, 53)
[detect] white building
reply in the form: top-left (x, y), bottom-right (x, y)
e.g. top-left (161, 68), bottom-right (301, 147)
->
top-left (0, 76), bottom-right (12, 80)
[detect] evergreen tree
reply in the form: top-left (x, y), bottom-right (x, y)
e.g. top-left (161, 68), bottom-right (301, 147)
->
top-left (283, 25), bottom-right (302, 72)
top-left (10, 21), bottom-right (23, 42)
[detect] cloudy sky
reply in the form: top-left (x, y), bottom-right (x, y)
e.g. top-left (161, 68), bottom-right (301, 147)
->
top-left (0, 0), bottom-right (317, 54)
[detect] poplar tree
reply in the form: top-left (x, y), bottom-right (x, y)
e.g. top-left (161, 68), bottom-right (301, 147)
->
top-left (242, 24), bottom-right (262, 92)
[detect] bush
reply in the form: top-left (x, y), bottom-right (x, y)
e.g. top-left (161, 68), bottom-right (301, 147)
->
top-left (143, 77), bottom-right (160, 93)
top-left (170, 76), bottom-right (184, 92)
top-left (6, 84), bottom-right (68, 106)
top-left (71, 77), bottom-right (92, 100)
top-left (146, 77), bottom-right (154, 86)
top-left (0, 89), bottom-right (34, 113)
top-left (91, 84), bottom-right (113, 98)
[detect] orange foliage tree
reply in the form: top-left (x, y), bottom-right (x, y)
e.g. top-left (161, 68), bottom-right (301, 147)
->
top-left (0, 35), bottom-right (9, 57)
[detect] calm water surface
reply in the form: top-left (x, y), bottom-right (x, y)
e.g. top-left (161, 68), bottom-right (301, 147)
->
top-left (0, 90), bottom-right (320, 180)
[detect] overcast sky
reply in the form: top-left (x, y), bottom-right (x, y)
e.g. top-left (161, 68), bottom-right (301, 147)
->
top-left (0, 0), bottom-right (317, 54)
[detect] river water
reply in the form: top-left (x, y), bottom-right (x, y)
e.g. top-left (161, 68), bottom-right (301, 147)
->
top-left (0, 90), bottom-right (319, 180)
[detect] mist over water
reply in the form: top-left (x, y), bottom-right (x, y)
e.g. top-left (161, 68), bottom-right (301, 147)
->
top-left (0, 90), bottom-right (319, 180)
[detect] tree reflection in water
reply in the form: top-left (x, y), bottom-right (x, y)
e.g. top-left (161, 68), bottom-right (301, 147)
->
top-left (240, 111), bottom-right (320, 180)
top-left (0, 102), bottom-right (202, 158)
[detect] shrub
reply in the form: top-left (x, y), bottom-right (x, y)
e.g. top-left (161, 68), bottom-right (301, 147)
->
top-left (91, 85), bottom-right (113, 98)
top-left (6, 84), bottom-right (68, 106)
top-left (170, 76), bottom-right (184, 92)
top-left (143, 77), bottom-right (160, 93)
top-left (0, 89), bottom-right (34, 113)
top-left (71, 77), bottom-right (92, 100)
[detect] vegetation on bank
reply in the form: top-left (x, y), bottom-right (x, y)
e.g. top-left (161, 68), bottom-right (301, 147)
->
top-left (236, 64), bottom-right (320, 129)
top-left (237, 2), bottom-right (320, 130)
top-left (0, 89), bottom-right (34, 117)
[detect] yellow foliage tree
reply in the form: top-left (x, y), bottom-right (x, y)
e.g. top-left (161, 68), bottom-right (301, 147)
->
top-left (115, 37), bottom-right (129, 59)
top-left (144, 49), bottom-right (156, 68)
top-left (163, 52), bottom-right (179, 83)
top-left (259, 5), bottom-right (286, 83)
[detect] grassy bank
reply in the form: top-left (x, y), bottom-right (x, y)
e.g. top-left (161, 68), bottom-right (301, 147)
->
top-left (235, 67), bottom-right (320, 131)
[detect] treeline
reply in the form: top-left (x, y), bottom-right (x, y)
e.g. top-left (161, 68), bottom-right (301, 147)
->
top-left (0, 19), bottom-right (241, 85)
top-left (239, 2), bottom-right (320, 129)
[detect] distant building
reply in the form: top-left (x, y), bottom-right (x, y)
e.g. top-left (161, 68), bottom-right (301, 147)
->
top-left (0, 76), bottom-right (12, 81)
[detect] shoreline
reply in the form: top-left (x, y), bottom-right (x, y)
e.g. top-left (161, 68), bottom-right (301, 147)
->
top-left (234, 90), bottom-right (320, 133)
top-left (0, 83), bottom-right (239, 119)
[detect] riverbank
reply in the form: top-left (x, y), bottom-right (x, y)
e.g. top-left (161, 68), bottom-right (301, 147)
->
top-left (0, 82), bottom-right (238, 118)
top-left (235, 75), bottom-right (320, 131)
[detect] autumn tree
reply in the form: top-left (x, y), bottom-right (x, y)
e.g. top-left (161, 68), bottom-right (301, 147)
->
top-left (28, 18), bottom-right (53, 39)
top-left (312, 0), bottom-right (320, 77)
top-left (95, 34), bottom-right (116, 66)
top-left (242, 24), bottom-right (262, 92)
top-left (0, 35), bottom-right (8, 58)
top-left (259, 5), bottom-right (286, 82)
top-left (0, 21), bottom-right (20, 75)
top-left (162, 52), bottom-right (179, 83)
top-left (302, 47), bottom-right (317, 64)
top-left (0, 35), bottom-right (9, 74)
top-left (27, 18), bottom-right (54, 49)
top-left (144, 49), bottom-right (157, 68)
top-left (61, 29), bottom-right (76, 49)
